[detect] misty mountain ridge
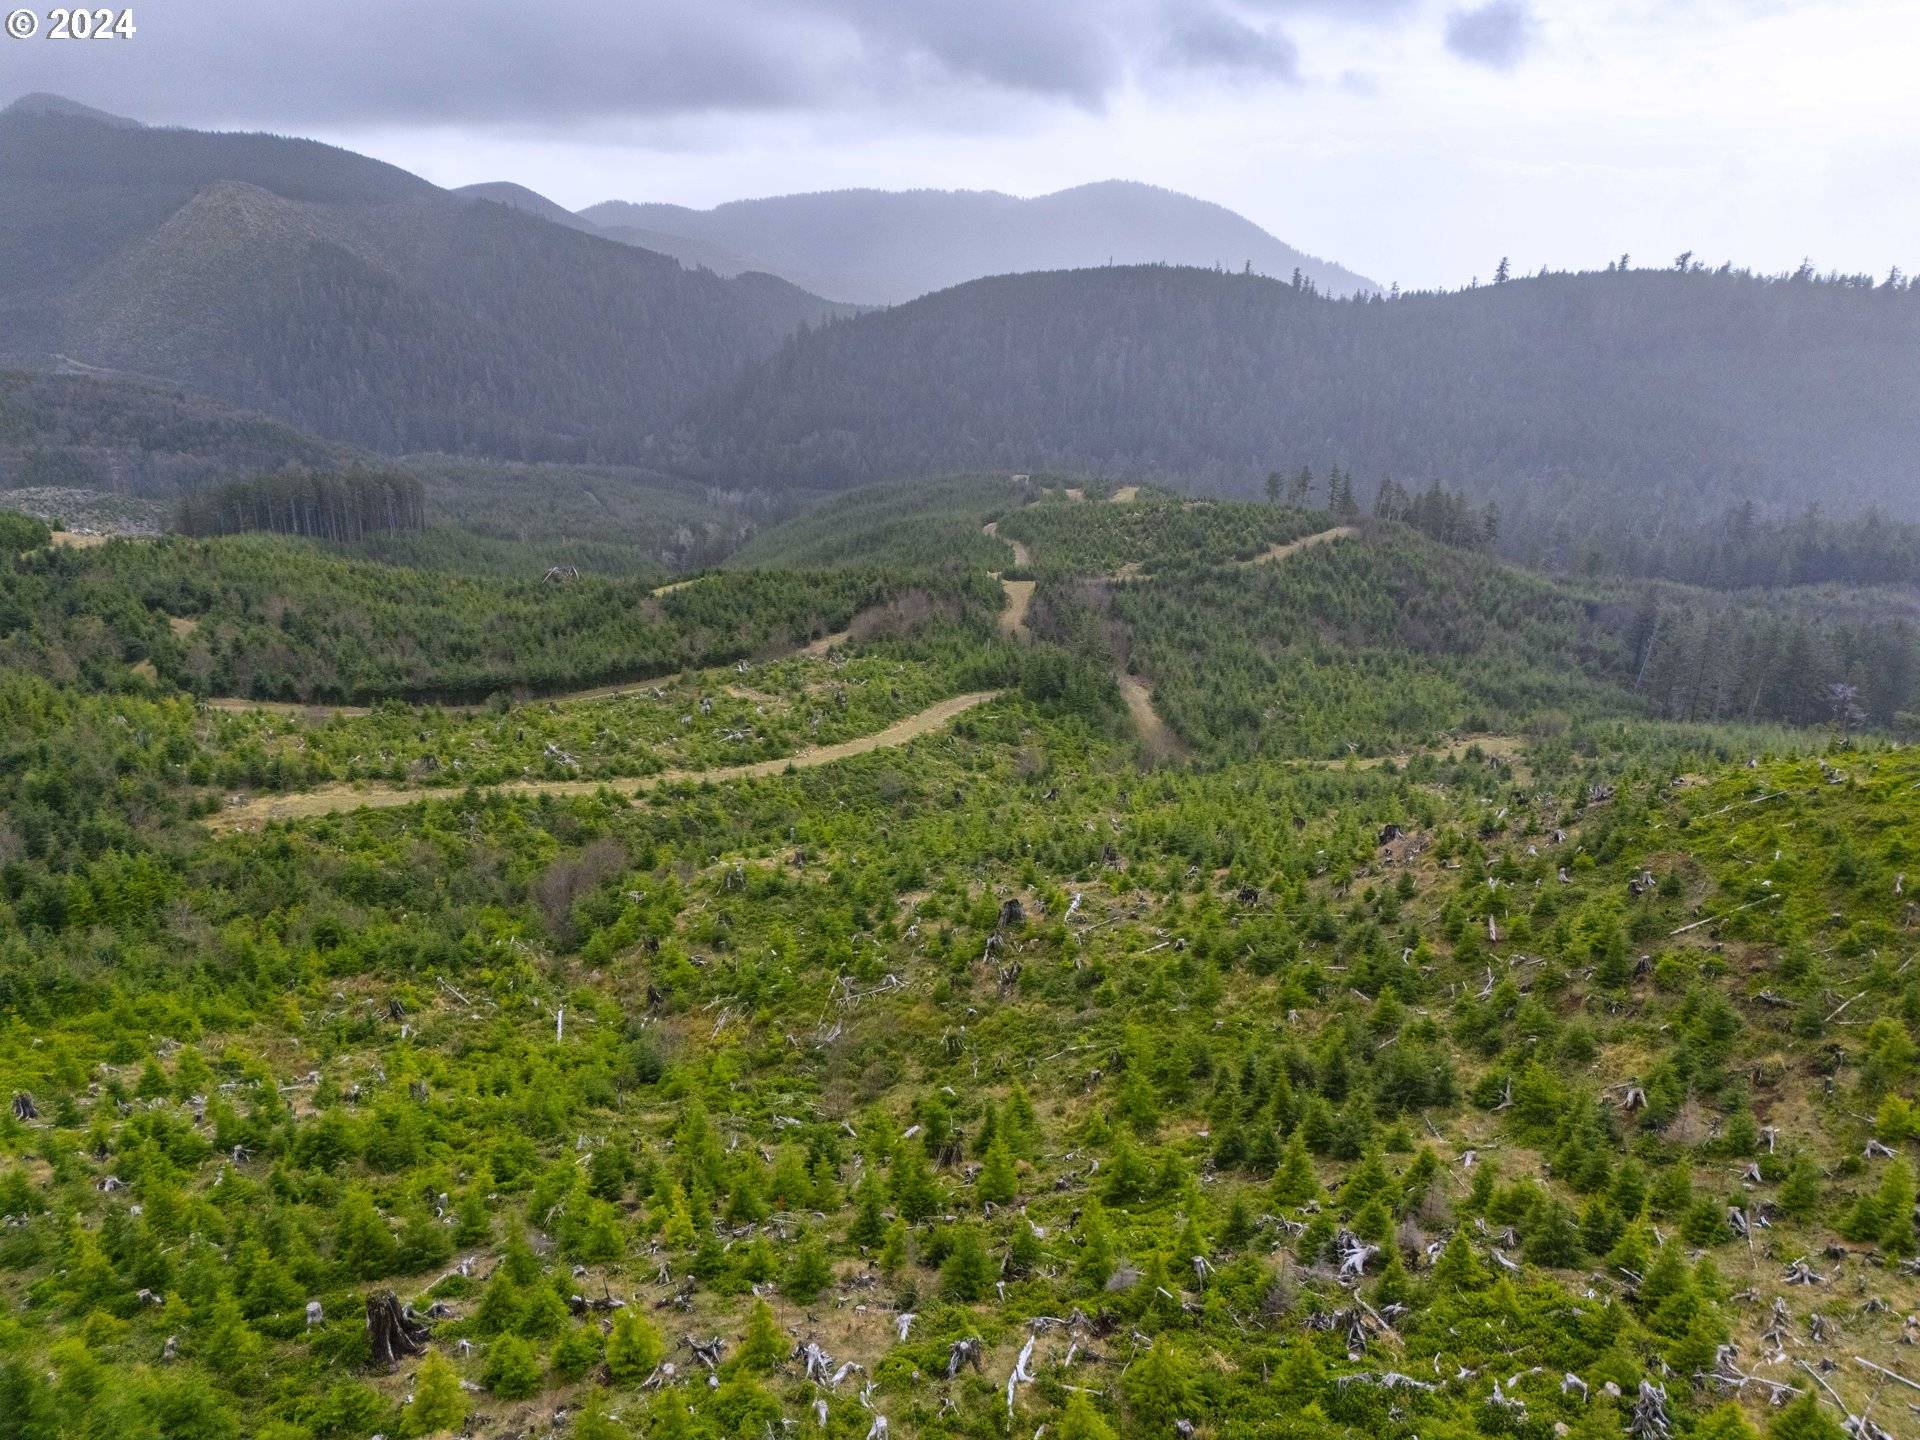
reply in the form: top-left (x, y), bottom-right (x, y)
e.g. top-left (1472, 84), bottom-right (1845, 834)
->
top-left (6, 91), bottom-right (1917, 554)
top-left (580, 179), bottom-right (1379, 303)
top-left (455, 181), bottom-right (795, 283)
top-left (0, 98), bottom-right (845, 458)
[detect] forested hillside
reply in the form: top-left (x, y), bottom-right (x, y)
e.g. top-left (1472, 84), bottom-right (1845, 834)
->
top-left (740, 483), bottom-right (1920, 742)
top-left (0, 362), bottom-right (766, 567)
top-left (1547, 503), bottom-right (1920, 591)
top-left (687, 263), bottom-right (1920, 547)
top-left (393, 458), bottom-right (763, 578)
top-left (727, 474), bottom-right (1036, 572)
top-left (0, 369), bottom-right (357, 497)
top-left (7, 477), bottom-right (1920, 1440)
top-left (0, 104), bottom-right (843, 460)
top-left (1070, 523), bottom-right (1918, 755)
top-left (0, 533), bottom-right (988, 703)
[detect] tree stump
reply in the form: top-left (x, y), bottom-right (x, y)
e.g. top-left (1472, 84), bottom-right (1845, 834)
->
top-left (366, 1290), bottom-right (430, 1366)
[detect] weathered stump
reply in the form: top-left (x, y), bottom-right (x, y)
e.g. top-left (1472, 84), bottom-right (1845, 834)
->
top-left (365, 1290), bottom-right (429, 1366)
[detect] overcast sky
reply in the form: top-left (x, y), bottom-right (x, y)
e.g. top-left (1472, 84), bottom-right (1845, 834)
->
top-left (6, 0), bottom-right (1915, 289)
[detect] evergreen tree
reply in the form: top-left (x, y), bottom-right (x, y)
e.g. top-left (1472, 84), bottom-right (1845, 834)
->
top-left (1777, 1155), bottom-right (1822, 1219)
top-left (516, 1284), bottom-right (570, 1340)
top-left (1056, 1391), bottom-right (1118, 1440)
top-left (1431, 1229), bottom-right (1487, 1293)
top-left (605, 1308), bottom-right (665, 1385)
top-left (1123, 1341), bottom-right (1193, 1433)
top-left (405, 1352), bottom-right (468, 1438)
top-left (1579, 1197), bottom-right (1622, 1258)
top-left (1076, 1199), bottom-right (1117, 1290)
top-left (781, 1228), bottom-right (835, 1304)
top-left (201, 1293), bottom-right (265, 1384)
top-left (1767, 1395), bottom-right (1847, 1440)
top-left (847, 1175), bottom-right (888, 1249)
top-left (1610, 1159), bottom-right (1648, 1221)
top-left (731, 1299), bottom-right (785, 1375)
top-left (1638, 1242), bottom-right (1693, 1316)
top-left (1694, 1403), bottom-right (1761, 1440)
top-left (724, 1169), bottom-right (768, 1227)
top-left (1004, 1082), bottom-right (1040, 1157)
top-left (1007, 1219), bottom-right (1044, 1278)
top-left (482, 1336), bottom-right (542, 1400)
top-left (552, 1324), bottom-right (604, 1381)
top-left (977, 1137), bottom-right (1019, 1206)
top-left (890, 1143), bottom-right (941, 1222)
top-left (1218, 1191), bottom-right (1255, 1251)
top-left (1351, 1197), bottom-right (1395, 1246)
top-left (1526, 1197), bottom-right (1582, 1267)
top-left (454, 1181), bottom-right (494, 1247)
top-left (570, 1391), bottom-right (630, 1440)
top-left (333, 1188), bottom-right (399, 1280)
top-left (0, 1358), bottom-right (58, 1440)
top-left (879, 1220), bottom-right (913, 1278)
top-left (588, 1143), bottom-right (632, 1203)
top-left (1103, 1133), bottom-right (1152, 1206)
top-left (939, 1224), bottom-right (994, 1302)
top-left (1878, 1160), bottom-right (1920, 1254)
top-left (1337, 1150), bottom-right (1390, 1211)
top-left (1681, 1195), bottom-right (1732, 1247)
top-left (1271, 1134), bottom-right (1319, 1206)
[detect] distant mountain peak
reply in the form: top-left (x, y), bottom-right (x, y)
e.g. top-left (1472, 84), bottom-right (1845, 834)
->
top-left (3, 92), bottom-right (143, 128)
top-left (577, 182), bottom-right (1377, 303)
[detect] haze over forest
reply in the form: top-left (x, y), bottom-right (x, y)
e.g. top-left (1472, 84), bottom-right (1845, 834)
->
top-left (4, 89), bottom-right (1917, 558)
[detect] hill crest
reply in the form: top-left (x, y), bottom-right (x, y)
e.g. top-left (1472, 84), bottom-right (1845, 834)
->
top-left (2, 91), bottom-right (142, 127)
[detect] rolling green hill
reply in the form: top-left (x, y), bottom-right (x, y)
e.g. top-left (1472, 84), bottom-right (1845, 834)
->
top-left (4, 477), bottom-right (1918, 1440)
top-left (726, 474), bottom-right (1031, 572)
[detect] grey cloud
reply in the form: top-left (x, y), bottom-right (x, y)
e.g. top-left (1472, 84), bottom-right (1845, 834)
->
top-left (817, 0), bottom-right (1126, 106)
top-left (1, 1), bottom-right (827, 128)
top-left (1444, 0), bottom-right (1537, 70)
top-left (0, 0), bottom-right (1305, 135)
top-left (1159, 7), bottom-right (1302, 81)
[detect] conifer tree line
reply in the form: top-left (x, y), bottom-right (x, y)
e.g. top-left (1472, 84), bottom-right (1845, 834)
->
top-left (1370, 477), bottom-right (1499, 550)
top-left (1265, 466), bottom-right (1496, 548)
top-left (1265, 463), bottom-right (1364, 515)
top-left (175, 469), bottom-right (427, 542)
